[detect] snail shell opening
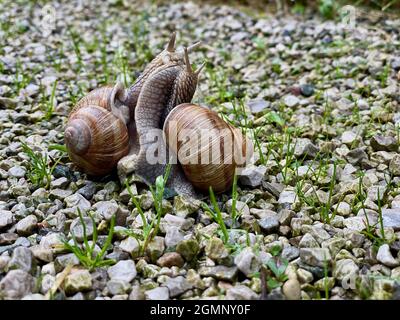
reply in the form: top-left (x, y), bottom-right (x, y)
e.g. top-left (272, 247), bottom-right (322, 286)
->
top-left (163, 103), bottom-right (253, 193)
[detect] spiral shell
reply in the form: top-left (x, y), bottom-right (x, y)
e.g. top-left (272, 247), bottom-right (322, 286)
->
top-left (65, 84), bottom-right (129, 176)
top-left (163, 103), bottom-right (253, 193)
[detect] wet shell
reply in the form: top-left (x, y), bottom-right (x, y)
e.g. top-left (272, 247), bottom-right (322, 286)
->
top-left (65, 85), bottom-right (129, 175)
top-left (163, 103), bottom-right (252, 193)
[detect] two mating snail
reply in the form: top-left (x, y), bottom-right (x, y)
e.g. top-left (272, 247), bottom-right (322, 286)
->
top-left (64, 33), bottom-right (253, 195)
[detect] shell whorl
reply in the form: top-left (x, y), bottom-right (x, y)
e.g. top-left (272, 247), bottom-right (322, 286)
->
top-left (65, 118), bottom-right (91, 155)
top-left (65, 83), bottom-right (130, 176)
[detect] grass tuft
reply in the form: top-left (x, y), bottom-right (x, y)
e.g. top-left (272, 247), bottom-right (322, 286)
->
top-left (63, 208), bottom-right (116, 271)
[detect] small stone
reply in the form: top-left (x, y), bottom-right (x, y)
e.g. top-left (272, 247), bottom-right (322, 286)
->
top-left (205, 237), bottom-right (230, 261)
top-left (300, 248), bottom-right (331, 267)
top-left (294, 138), bottom-right (319, 158)
top-left (54, 253), bottom-right (80, 273)
top-left (92, 200), bottom-right (119, 221)
top-left (69, 216), bottom-right (94, 242)
top-left (333, 259), bottom-right (359, 281)
top-left (377, 244), bottom-right (399, 267)
top-left (119, 237), bottom-right (140, 258)
top-left (164, 276), bottom-right (192, 298)
top-left (164, 226), bottom-right (184, 248)
top-left (297, 268), bottom-right (313, 283)
top-left (129, 285), bottom-right (145, 300)
top-left (226, 284), bottom-right (258, 300)
top-left (263, 182), bottom-right (284, 198)
top-left (225, 199), bottom-right (250, 216)
top-left (234, 247), bottom-right (262, 277)
top-left (299, 233), bottom-right (319, 248)
top-left (8, 247), bottom-right (32, 272)
top-left (341, 131), bottom-right (358, 145)
top-left (8, 166), bottom-right (26, 178)
top-left (346, 148), bottom-right (368, 165)
top-left (392, 57), bottom-right (400, 70)
top-left (16, 215), bottom-right (37, 236)
top-left (322, 237), bottom-right (346, 256)
top-left (64, 269), bottom-right (93, 295)
top-left (198, 266), bottom-right (238, 282)
top-left (157, 252), bottom-right (184, 268)
top-left (258, 216), bottom-right (279, 233)
top-left (281, 246), bottom-right (299, 261)
top-left (40, 232), bottom-right (66, 252)
top-left (283, 95), bottom-right (300, 108)
top-left (247, 99), bottom-right (270, 114)
top-left (49, 189), bottom-right (73, 200)
top-left (107, 260), bottom-right (137, 282)
top-left (176, 239), bottom-right (199, 261)
top-left (336, 202), bottom-right (351, 216)
top-left (0, 210), bottom-right (14, 229)
top-left (64, 194), bottom-right (91, 213)
top-left (50, 177), bottom-right (69, 189)
top-left (173, 195), bottom-right (201, 217)
top-left (163, 214), bottom-right (193, 230)
top-left (314, 277), bottom-right (335, 291)
top-left (382, 209), bottom-right (400, 231)
top-left (40, 274), bottom-right (55, 294)
top-left (0, 96), bottom-right (17, 109)
top-left (389, 155), bottom-right (400, 176)
top-left (77, 182), bottom-right (97, 200)
top-left (0, 270), bottom-right (34, 299)
top-left (300, 84), bottom-right (314, 97)
top-left (238, 166), bottom-right (267, 187)
top-left (107, 279), bottom-right (131, 295)
top-left (0, 232), bottom-right (18, 245)
top-left (146, 236), bottom-right (165, 262)
top-left (303, 225), bottom-right (331, 243)
top-left (282, 278), bottom-right (301, 300)
top-left (370, 135), bottom-right (397, 152)
top-left (145, 286), bottom-right (169, 300)
top-left (344, 217), bottom-right (366, 232)
top-left (30, 245), bottom-right (53, 262)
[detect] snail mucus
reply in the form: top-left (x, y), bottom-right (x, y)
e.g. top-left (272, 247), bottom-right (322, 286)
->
top-left (64, 33), bottom-right (253, 195)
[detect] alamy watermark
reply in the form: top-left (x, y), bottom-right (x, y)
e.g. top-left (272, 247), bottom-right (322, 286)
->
top-left (32, 4), bottom-right (57, 38)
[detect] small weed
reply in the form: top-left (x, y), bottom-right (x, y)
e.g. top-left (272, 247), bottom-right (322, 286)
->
top-left (21, 142), bottom-right (61, 189)
top-left (230, 174), bottom-right (240, 225)
top-left (63, 209), bottom-right (116, 271)
top-left (378, 63), bottom-right (390, 87)
top-left (203, 186), bottom-right (230, 244)
top-left (42, 80), bottom-right (58, 121)
top-left (13, 59), bottom-right (31, 96)
top-left (320, 162), bottom-right (337, 223)
top-left (69, 29), bottom-right (83, 71)
top-left (206, 66), bottom-right (235, 104)
top-left (114, 45), bottom-right (131, 87)
top-left (48, 144), bottom-right (68, 153)
top-left (323, 256), bottom-right (330, 299)
top-left (264, 245), bottom-right (289, 290)
top-left (125, 164), bottom-right (171, 255)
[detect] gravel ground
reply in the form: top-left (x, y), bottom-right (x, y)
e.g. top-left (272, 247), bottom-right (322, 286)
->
top-left (1, 0), bottom-right (400, 300)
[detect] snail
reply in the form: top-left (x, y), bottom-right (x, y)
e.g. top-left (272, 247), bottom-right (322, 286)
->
top-left (64, 32), bottom-right (199, 176)
top-left (64, 83), bottom-right (130, 176)
top-left (65, 32), bottom-right (252, 195)
top-left (163, 103), bottom-right (252, 193)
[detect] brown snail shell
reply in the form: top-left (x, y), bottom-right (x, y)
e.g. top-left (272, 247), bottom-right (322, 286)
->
top-left (163, 103), bottom-right (253, 193)
top-left (65, 84), bottom-right (130, 176)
